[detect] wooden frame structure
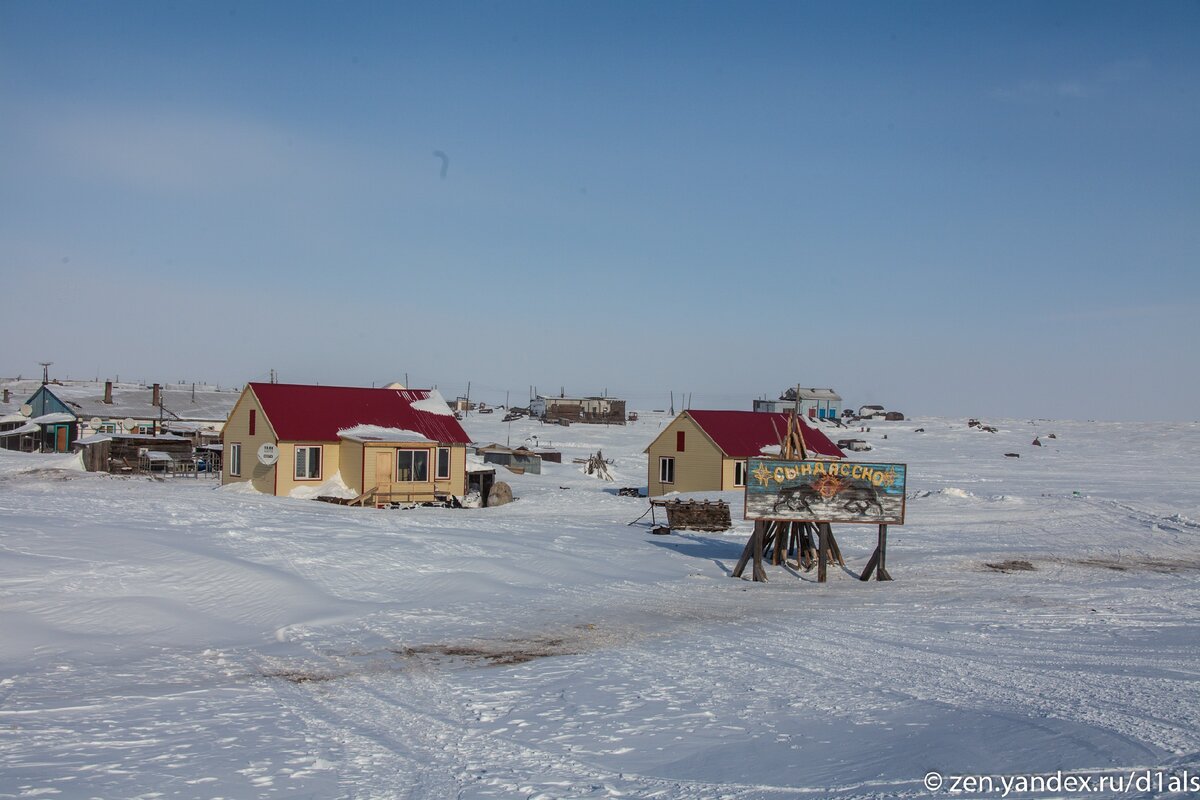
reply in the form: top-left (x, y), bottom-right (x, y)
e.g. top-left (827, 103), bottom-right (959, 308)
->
top-left (731, 397), bottom-right (897, 584)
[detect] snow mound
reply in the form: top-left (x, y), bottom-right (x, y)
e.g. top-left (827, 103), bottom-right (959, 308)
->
top-left (217, 480), bottom-right (265, 494)
top-left (289, 471), bottom-right (357, 500)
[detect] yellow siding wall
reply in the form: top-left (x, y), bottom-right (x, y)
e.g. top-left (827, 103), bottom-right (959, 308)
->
top-left (361, 443), bottom-right (468, 501)
top-left (646, 413), bottom-right (725, 496)
top-left (274, 441), bottom-right (342, 497)
top-left (441, 444), bottom-right (468, 497)
top-left (720, 458), bottom-right (749, 492)
top-left (340, 440), bottom-right (364, 494)
top-left (221, 388), bottom-right (278, 494)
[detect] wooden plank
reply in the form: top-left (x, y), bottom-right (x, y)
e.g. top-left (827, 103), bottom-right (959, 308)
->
top-left (752, 520), bottom-right (767, 581)
top-left (817, 523), bottom-right (828, 583)
top-left (877, 524), bottom-right (892, 581)
top-left (860, 546), bottom-right (880, 581)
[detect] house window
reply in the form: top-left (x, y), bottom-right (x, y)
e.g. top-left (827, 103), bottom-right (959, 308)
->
top-left (436, 447), bottom-right (451, 480)
top-left (98, 422), bottom-right (117, 434)
top-left (397, 449), bottom-right (430, 482)
top-left (249, 409), bottom-right (256, 435)
top-left (734, 460), bottom-right (747, 487)
top-left (229, 443), bottom-right (242, 477)
top-left (676, 431), bottom-right (685, 452)
top-left (295, 446), bottom-right (322, 480)
top-left (136, 424), bottom-right (155, 435)
top-left (659, 456), bottom-right (675, 484)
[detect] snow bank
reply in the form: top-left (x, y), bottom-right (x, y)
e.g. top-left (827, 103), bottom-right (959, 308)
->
top-left (288, 471), bottom-right (357, 500)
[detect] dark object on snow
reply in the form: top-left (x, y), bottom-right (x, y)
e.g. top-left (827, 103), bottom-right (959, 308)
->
top-left (914, 428), bottom-right (925, 433)
top-left (1032, 437), bottom-right (1042, 446)
top-left (1004, 452), bottom-right (1020, 458)
top-left (618, 487), bottom-right (642, 497)
top-left (1048, 433), bottom-right (1057, 439)
top-left (656, 499), bottom-right (732, 532)
top-left (651, 525), bottom-right (671, 535)
top-left (981, 425), bottom-right (998, 433)
top-left (884, 411), bottom-right (905, 421)
top-left (986, 559), bottom-right (1035, 573)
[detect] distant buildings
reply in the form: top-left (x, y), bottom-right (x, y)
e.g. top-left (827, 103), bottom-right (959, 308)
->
top-left (530, 394), bottom-right (626, 425)
top-left (753, 387), bottom-right (843, 420)
top-left (1, 378), bottom-right (240, 454)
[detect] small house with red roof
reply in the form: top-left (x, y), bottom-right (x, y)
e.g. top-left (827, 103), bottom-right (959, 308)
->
top-left (645, 410), bottom-right (844, 497)
top-left (221, 383), bottom-right (473, 503)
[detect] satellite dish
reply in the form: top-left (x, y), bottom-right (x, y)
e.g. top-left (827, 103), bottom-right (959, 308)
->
top-left (122, 418), bottom-right (136, 431)
top-left (257, 443), bottom-right (280, 466)
top-left (19, 404), bottom-right (32, 417)
top-left (89, 417), bottom-right (103, 429)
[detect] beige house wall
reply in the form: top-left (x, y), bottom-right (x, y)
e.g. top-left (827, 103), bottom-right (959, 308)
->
top-left (221, 387), bottom-right (279, 494)
top-left (645, 413), bottom-right (724, 497)
top-left (720, 457), bottom-right (749, 492)
top-left (340, 439), bottom-right (364, 494)
top-left (360, 442), bottom-right (469, 502)
top-left (274, 441), bottom-right (342, 498)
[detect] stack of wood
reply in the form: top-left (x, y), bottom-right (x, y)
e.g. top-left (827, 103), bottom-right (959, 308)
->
top-left (583, 450), bottom-right (614, 481)
top-left (663, 499), bottom-right (731, 532)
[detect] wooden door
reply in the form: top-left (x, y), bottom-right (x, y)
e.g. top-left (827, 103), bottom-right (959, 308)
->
top-left (375, 451), bottom-right (392, 496)
top-left (55, 425), bottom-right (68, 452)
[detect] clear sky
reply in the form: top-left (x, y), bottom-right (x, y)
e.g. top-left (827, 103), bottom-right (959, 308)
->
top-left (2, 2), bottom-right (1197, 420)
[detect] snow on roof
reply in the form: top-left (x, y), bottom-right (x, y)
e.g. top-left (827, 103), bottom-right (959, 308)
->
top-left (30, 412), bottom-right (77, 425)
top-left (0, 421), bottom-right (39, 437)
top-left (249, 383), bottom-right (471, 444)
top-left (75, 433), bottom-right (114, 445)
top-left (409, 389), bottom-right (455, 417)
top-left (337, 425), bottom-right (434, 443)
top-left (0, 379), bottom-right (240, 422)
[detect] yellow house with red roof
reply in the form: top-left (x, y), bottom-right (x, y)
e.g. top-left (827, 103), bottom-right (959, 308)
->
top-left (644, 410), bottom-right (844, 497)
top-left (221, 383), bottom-right (472, 504)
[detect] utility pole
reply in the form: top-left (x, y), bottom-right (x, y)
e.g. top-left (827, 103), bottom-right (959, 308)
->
top-left (39, 362), bottom-right (52, 385)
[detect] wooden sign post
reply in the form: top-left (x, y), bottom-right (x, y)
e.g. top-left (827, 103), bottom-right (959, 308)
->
top-left (737, 451), bottom-right (906, 583)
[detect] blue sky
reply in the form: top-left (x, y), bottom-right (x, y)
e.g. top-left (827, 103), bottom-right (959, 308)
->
top-left (2, 2), bottom-right (1197, 419)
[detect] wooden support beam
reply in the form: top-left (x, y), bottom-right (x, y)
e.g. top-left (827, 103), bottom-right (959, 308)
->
top-left (752, 520), bottom-right (767, 581)
top-left (817, 523), bottom-right (828, 583)
top-left (860, 546), bottom-right (880, 581)
top-left (877, 524), bottom-right (892, 581)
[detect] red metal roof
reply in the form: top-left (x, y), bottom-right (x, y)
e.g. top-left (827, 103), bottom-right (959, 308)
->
top-left (248, 383), bottom-right (471, 444)
top-left (686, 410), bottom-right (844, 459)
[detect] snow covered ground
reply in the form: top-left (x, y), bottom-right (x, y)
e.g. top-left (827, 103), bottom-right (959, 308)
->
top-left (1, 413), bottom-right (1198, 799)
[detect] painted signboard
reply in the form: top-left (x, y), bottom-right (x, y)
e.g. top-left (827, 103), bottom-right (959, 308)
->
top-left (744, 458), bottom-right (906, 524)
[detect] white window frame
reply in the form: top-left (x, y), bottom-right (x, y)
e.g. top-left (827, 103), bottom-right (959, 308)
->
top-left (229, 442), bottom-right (242, 477)
top-left (294, 445), bottom-right (322, 481)
top-left (734, 460), bottom-right (747, 487)
top-left (397, 449), bottom-right (431, 483)
top-left (659, 456), bottom-right (675, 484)
top-left (435, 447), bottom-right (451, 480)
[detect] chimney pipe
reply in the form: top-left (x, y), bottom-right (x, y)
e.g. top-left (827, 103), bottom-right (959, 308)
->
top-left (152, 383), bottom-right (161, 408)
top-left (2, 388), bottom-right (9, 404)
top-left (104, 381), bottom-right (113, 404)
